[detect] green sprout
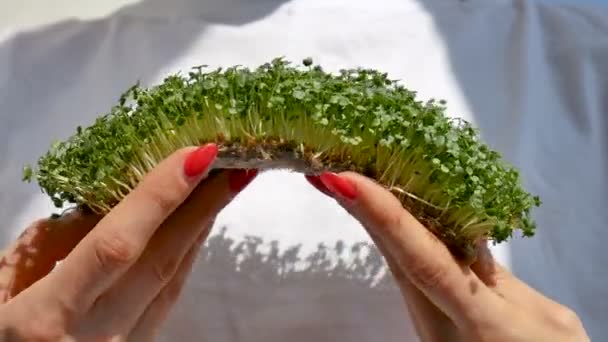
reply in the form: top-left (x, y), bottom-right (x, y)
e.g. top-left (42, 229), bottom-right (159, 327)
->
top-left (23, 57), bottom-right (541, 263)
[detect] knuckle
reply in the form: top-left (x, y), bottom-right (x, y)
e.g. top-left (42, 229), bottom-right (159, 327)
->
top-left (369, 209), bottom-right (408, 240)
top-left (50, 292), bottom-right (82, 323)
top-left (552, 307), bottom-right (584, 331)
top-left (378, 209), bottom-right (405, 231)
top-left (94, 234), bottom-right (137, 272)
top-left (141, 181), bottom-right (187, 213)
top-left (18, 312), bottom-right (67, 341)
top-left (407, 257), bottom-right (449, 290)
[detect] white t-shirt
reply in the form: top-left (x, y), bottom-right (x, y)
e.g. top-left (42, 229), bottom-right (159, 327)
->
top-left (1, 0), bottom-right (607, 340)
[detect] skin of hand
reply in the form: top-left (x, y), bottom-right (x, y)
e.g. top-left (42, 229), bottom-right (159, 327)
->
top-left (0, 144), bottom-right (258, 341)
top-left (306, 172), bottom-right (590, 342)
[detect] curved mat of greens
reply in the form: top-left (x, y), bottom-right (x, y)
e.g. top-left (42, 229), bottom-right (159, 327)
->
top-left (23, 58), bottom-right (541, 263)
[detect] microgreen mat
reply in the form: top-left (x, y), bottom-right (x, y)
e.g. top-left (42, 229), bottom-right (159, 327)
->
top-left (22, 58), bottom-right (541, 263)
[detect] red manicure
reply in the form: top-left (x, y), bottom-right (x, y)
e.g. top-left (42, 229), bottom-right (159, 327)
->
top-left (229, 169), bottom-right (258, 193)
top-left (319, 172), bottom-right (358, 200)
top-left (304, 175), bottom-right (332, 197)
top-left (184, 144), bottom-right (218, 178)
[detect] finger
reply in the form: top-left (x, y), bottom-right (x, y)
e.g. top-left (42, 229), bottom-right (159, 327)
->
top-left (42, 144), bottom-right (219, 314)
top-left (128, 228), bottom-right (207, 341)
top-left (366, 228), bottom-right (456, 341)
top-left (477, 260), bottom-right (580, 333)
top-left (491, 261), bottom-right (569, 316)
top-left (466, 240), bottom-right (564, 314)
top-left (91, 170), bottom-right (256, 332)
top-left (0, 209), bottom-right (100, 302)
top-left (397, 273), bottom-right (459, 341)
top-left (309, 168), bottom-right (448, 332)
top-left (304, 174), bottom-right (334, 197)
top-left (308, 172), bottom-right (493, 333)
top-left (465, 240), bottom-right (572, 327)
top-left (469, 239), bottom-right (497, 287)
top-left (318, 171), bottom-right (505, 326)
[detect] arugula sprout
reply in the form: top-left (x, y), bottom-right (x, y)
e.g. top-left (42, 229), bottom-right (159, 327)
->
top-left (23, 57), bottom-right (541, 263)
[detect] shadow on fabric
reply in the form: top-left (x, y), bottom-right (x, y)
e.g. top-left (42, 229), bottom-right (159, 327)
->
top-left (159, 226), bottom-right (412, 341)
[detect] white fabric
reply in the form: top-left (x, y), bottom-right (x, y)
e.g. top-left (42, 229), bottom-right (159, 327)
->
top-left (1, 0), bottom-right (607, 340)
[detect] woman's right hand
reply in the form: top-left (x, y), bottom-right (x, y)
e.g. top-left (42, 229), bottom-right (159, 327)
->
top-left (0, 144), bottom-right (257, 341)
top-left (307, 171), bottom-right (590, 342)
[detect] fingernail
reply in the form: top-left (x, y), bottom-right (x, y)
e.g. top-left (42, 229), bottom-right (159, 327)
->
top-left (319, 172), bottom-right (358, 200)
top-left (304, 175), bottom-right (332, 197)
top-left (184, 143), bottom-right (218, 178)
top-left (229, 169), bottom-right (258, 194)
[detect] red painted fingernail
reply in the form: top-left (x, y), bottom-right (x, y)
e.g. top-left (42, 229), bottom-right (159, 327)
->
top-left (305, 175), bottom-right (332, 197)
top-left (229, 169), bottom-right (258, 193)
top-left (184, 144), bottom-right (218, 178)
top-left (319, 172), bottom-right (358, 200)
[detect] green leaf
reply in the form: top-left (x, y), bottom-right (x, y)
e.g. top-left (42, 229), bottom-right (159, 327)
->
top-left (22, 165), bottom-right (33, 182)
top-left (24, 57), bottom-right (541, 257)
top-left (292, 89), bottom-right (306, 100)
top-left (302, 57), bottom-right (313, 67)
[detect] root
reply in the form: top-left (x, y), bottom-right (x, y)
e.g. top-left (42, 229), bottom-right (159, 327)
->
top-left (204, 139), bottom-right (479, 264)
top-left (73, 136), bottom-right (480, 264)
top-left (389, 186), bottom-right (447, 211)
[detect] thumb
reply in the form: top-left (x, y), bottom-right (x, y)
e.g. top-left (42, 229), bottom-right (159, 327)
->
top-left (469, 239), bottom-right (498, 287)
top-left (0, 209), bottom-right (100, 301)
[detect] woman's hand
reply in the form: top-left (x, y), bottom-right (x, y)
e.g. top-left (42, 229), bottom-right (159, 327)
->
top-left (0, 144), bottom-right (257, 341)
top-left (306, 172), bottom-right (590, 342)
